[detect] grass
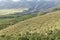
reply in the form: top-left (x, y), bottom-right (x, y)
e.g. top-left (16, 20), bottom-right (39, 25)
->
top-left (0, 10), bottom-right (60, 40)
top-left (0, 8), bottom-right (28, 15)
top-left (0, 11), bottom-right (60, 35)
top-left (0, 14), bottom-right (38, 30)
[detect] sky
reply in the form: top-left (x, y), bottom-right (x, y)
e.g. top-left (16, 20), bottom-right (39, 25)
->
top-left (12, 0), bottom-right (20, 2)
top-left (0, 0), bottom-right (59, 2)
top-left (0, 0), bottom-right (20, 2)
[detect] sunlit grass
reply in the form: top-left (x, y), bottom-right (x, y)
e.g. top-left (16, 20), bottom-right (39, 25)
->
top-left (0, 11), bottom-right (60, 35)
top-left (0, 11), bottom-right (60, 40)
top-left (0, 8), bottom-right (28, 15)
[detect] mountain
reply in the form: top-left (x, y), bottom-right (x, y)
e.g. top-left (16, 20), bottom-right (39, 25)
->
top-left (0, 0), bottom-right (60, 40)
top-left (0, 10), bottom-right (60, 36)
top-left (0, 0), bottom-right (59, 10)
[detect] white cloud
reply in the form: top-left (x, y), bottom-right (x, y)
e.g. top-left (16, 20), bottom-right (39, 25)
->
top-left (12, 0), bottom-right (20, 2)
top-left (0, 0), bottom-right (2, 1)
top-left (27, 0), bottom-right (33, 1)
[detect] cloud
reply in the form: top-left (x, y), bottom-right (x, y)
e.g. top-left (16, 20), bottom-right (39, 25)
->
top-left (0, 0), bottom-right (55, 1)
top-left (12, 0), bottom-right (20, 2)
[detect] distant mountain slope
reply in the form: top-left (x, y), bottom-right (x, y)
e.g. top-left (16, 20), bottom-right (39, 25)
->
top-left (0, 11), bottom-right (60, 35)
top-left (0, 0), bottom-right (59, 10)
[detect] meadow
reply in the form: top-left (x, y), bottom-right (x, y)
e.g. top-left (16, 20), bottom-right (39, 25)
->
top-left (0, 10), bottom-right (60, 40)
top-left (0, 8), bottom-right (28, 15)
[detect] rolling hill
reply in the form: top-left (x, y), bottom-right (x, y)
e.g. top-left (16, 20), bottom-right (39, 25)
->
top-left (0, 11), bottom-right (60, 36)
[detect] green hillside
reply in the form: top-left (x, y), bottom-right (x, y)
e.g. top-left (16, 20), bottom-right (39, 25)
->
top-left (0, 11), bottom-right (60, 40)
top-left (0, 14), bottom-right (37, 30)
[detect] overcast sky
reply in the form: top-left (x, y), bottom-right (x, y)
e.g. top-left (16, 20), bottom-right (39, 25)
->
top-left (0, 0), bottom-right (57, 2)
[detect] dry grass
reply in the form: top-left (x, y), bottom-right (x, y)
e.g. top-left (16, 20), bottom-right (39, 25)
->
top-left (0, 8), bottom-right (28, 15)
top-left (0, 11), bottom-right (60, 36)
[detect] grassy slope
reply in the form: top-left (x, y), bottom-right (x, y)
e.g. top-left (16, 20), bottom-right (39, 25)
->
top-left (0, 11), bottom-right (60, 35)
top-left (0, 14), bottom-right (37, 30)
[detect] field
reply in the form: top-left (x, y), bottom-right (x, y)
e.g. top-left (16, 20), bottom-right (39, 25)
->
top-left (0, 10), bottom-right (60, 40)
top-left (0, 8), bottom-right (28, 15)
